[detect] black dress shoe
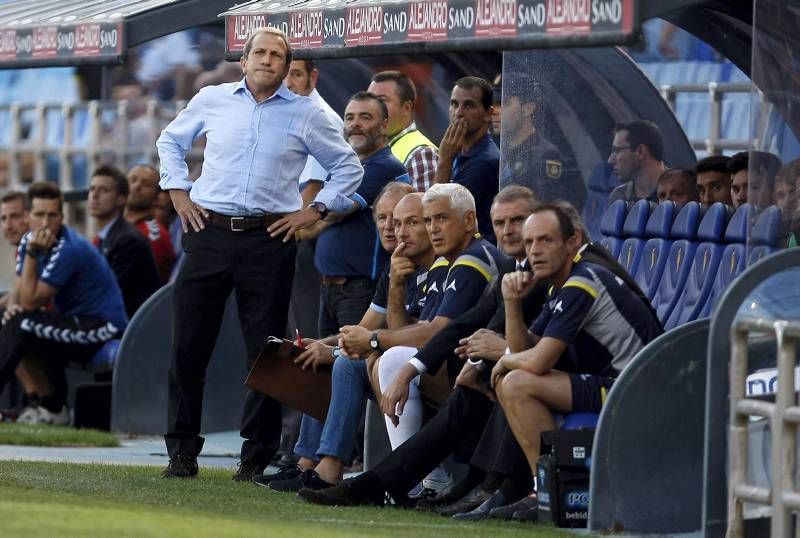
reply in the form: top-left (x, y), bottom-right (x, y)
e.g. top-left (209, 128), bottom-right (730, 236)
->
top-left (489, 495), bottom-right (537, 520)
top-left (298, 477), bottom-right (385, 507)
top-left (415, 477), bottom-right (480, 512)
top-left (161, 454), bottom-right (198, 478)
top-left (452, 490), bottom-right (508, 521)
top-left (232, 461), bottom-right (266, 482)
top-left (253, 464), bottom-right (303, 488)
top-left (512, 503), bottom-right (539, 522)
top-left (270, 469), bottom-right (334, 493)
top-left (435, 486), bottom-right (494, 516)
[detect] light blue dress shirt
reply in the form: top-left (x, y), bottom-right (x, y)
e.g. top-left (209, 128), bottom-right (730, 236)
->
top-left (157, 79), bottom-right (362, 215)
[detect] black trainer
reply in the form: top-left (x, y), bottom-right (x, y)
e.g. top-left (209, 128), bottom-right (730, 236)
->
top-left (232, 461), bottom-right (266, 482)
top-left (269, 469), bottom-right (334, 493)
top-left (298, 477), bottom-right (386, 507)
top-left (161, 454), bottom-right (198, 478)
top-left (253, 464), bottom-right (303, 488)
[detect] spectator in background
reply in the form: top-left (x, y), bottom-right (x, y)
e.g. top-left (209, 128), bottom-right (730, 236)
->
top-left (125, 165), bottom-right (176, 284)
top-left (88, 165), bottom-right (160, 318)
top-left (0, 192), bottom-right (29, 309)
top-left (695, 155), bottom-right (732, 206)
top-left (136, 30), bottom-right (202, 100)
top-left (0, 182), bottom-right (127, 426)
top-left (729, 151), bottom-right (783, 209)
top-left (607, 120), bottom-right (666, 205)
top-left (368, 71), bottom-right (439, 193)
top-left (435, 76), bottom-right (499, 244)
top-left (657, 168), bottom-right (699, 205)
top-left (774, 159), bottom-right (799, 215)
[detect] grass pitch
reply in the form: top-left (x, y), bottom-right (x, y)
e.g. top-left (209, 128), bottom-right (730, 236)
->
top-left (0, 461), bottom-right (566, 537)
top-left (0, 423), bottom-right (119, 447)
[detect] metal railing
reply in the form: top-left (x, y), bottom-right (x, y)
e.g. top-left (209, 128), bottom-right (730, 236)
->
top-left (0, 98), bottom-right (200, 229)
top-left (660, 82), bottom-right (756, 155)
top-left (728, 315), bottom-right (800, 537)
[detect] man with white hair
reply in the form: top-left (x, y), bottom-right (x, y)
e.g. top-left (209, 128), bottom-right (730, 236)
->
top-left (317, 183), bottom-right (504, 497)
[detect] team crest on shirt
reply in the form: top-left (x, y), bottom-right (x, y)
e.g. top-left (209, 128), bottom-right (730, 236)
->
top-left (546, 160), bottom-right (562, 179)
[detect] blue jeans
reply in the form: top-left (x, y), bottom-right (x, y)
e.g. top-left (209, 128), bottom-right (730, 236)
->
top-left (293, 355), bottom-right (373, 462)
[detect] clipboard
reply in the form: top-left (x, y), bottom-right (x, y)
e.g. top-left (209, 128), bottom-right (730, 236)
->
top-left (245, 336), bottom-right (332, 421)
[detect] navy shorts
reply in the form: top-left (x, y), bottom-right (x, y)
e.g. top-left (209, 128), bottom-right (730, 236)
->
top-left (569, 374), bottom-right (616, 413)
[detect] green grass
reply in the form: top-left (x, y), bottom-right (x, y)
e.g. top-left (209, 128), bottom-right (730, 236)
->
top-left (0, 461), bottom-right (566, 537)
top-left (0, 423), bottom-right (119, 447)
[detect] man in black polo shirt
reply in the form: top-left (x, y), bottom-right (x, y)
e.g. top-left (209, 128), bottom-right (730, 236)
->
top-left (435, 77), bottom-right (500, 244)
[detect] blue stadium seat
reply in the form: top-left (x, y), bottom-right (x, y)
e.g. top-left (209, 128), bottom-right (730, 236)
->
top-left (664, 203), bottom-right (732, 330)
top-left (651, 202), bottom-right (704, 323)
top-left (69, 339), bottom-right (120, 373)
top-left (617, 200), bottom-right (655, 275)
top-left (599, 200), bottom-right (628, 259)
top-left (702, 204), bottom-right (754, 317)
top-left (748, 206), bottom-right (783, 265)
top-left (582, 163), bottom-right (618, 242)
top-left (633, 201), bottom-right (678, 299)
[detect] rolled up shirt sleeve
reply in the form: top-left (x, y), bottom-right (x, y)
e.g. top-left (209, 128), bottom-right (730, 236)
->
top-left (302, 109), bottom-right (363, 214)
top-left (156, 90), bottom-right (208, 192)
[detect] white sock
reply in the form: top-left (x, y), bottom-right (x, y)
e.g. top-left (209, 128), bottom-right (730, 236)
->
top-left (377, 346), bottom-right (421, 450)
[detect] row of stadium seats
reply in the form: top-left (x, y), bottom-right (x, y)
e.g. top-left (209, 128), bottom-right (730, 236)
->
top-left (599, 199), bottom-right (785, 330)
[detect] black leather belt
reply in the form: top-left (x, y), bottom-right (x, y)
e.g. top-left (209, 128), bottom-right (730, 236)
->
top-left (206, 211), bottom-right (284, 232)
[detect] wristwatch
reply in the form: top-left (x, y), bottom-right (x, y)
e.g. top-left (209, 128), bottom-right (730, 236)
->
top-left (307, 201), bottom-right (328, 219)
top-left (331, 346), bottom-right (343, 359)
top-left (369, 331), bottom-right (381, 352)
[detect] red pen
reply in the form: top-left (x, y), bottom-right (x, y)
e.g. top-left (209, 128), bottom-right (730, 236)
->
top-left (295, 329), bottom-right (303, 348)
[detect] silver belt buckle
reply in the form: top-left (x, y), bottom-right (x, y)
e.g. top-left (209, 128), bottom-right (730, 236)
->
top-left (230, 216), bottom-right (245, 232)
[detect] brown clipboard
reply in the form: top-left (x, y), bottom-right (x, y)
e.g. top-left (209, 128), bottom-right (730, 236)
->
top-left (244, 336), bottom-right (332, 421)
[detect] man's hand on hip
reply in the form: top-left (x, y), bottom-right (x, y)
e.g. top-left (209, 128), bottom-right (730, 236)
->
top-left (170, 189), bottom-right (208, 233)
top-left (269, 208), bottom-right (321, 243)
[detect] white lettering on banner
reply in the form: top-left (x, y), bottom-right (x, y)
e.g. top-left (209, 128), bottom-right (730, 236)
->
top-left (408, 1), bottom-right (448, 33)
top-left (0, 30), bottom-right (16, 56)
top-left (100, 28), bottom-right (117, 49)
top-left (75, 24), bottom-right (101, 50)
top-left (384, 11), bottom-right (408, 33)
top-left (448, 7), bottom-right (475, 29)
top-left (233, 15), bottom-right (267, 41)
top-left (517, 3), bottom-right (546, 28)
top-left (324, 16), bottom-right (346, 39)
top-left (347, 6), bottom-right (383, 35)
top-left (290, 11), bottom-right (323, 43)
top-left (32, 26), bottom-right (58, 53)
top-left (591, 0), bottom-right (622, 24)
top-left (548, 0), bottom-right (590, 26)
top-left (475, 0), bottom-right (517, 27)
top-left (16, 34), bottom-right (32, 54)
top-left (57, 30), bottom-right (75, 51)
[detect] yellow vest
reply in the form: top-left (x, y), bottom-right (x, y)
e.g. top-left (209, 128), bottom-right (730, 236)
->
top-left (390, 129), bottom-right (438, 165)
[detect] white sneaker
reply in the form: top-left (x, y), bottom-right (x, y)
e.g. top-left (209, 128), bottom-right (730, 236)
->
top-left (16, 405), bottom-right (69, 426)
top-left (421, 467), bottom-right (454, 496)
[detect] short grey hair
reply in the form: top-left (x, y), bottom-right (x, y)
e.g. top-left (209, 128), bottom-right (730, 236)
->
top-left (242, 27), bottom-right (293, 64)
top-left (422, 183), bottom-right (476, 217)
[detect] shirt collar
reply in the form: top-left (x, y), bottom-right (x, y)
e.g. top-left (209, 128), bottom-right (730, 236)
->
top-left (233, 78), bottom-right (297, 103)
top-left (460, 133), bottom-right (493, 158)
top-left (388, 121), bottom-right (418, 146)
top-left (97, 216), bottom-right (119, 240)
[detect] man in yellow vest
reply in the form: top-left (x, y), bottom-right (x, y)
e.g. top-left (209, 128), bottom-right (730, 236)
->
top-left (368, 71), bottom-right (439, 192)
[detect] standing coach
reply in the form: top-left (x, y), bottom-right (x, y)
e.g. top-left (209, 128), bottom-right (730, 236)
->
top-left (156, 27), bottom-right (363, 480)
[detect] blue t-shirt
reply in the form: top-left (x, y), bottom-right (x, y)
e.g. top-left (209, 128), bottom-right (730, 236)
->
top-left (17, 226), bottom-right (129, 330)
top-left (529, 259), bottom-right (662, 377)
top-left (451, 134), bottom-right (500, 244)
top-left (315, 146), bottom-right (410, 278)
top-left (369, 264), bottom-right (428, 319)
top-left (419, 237), bottom-right (504, 321)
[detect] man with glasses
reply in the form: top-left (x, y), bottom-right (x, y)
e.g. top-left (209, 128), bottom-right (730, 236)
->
top-left (606, 120), bottom-right (666, 206)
